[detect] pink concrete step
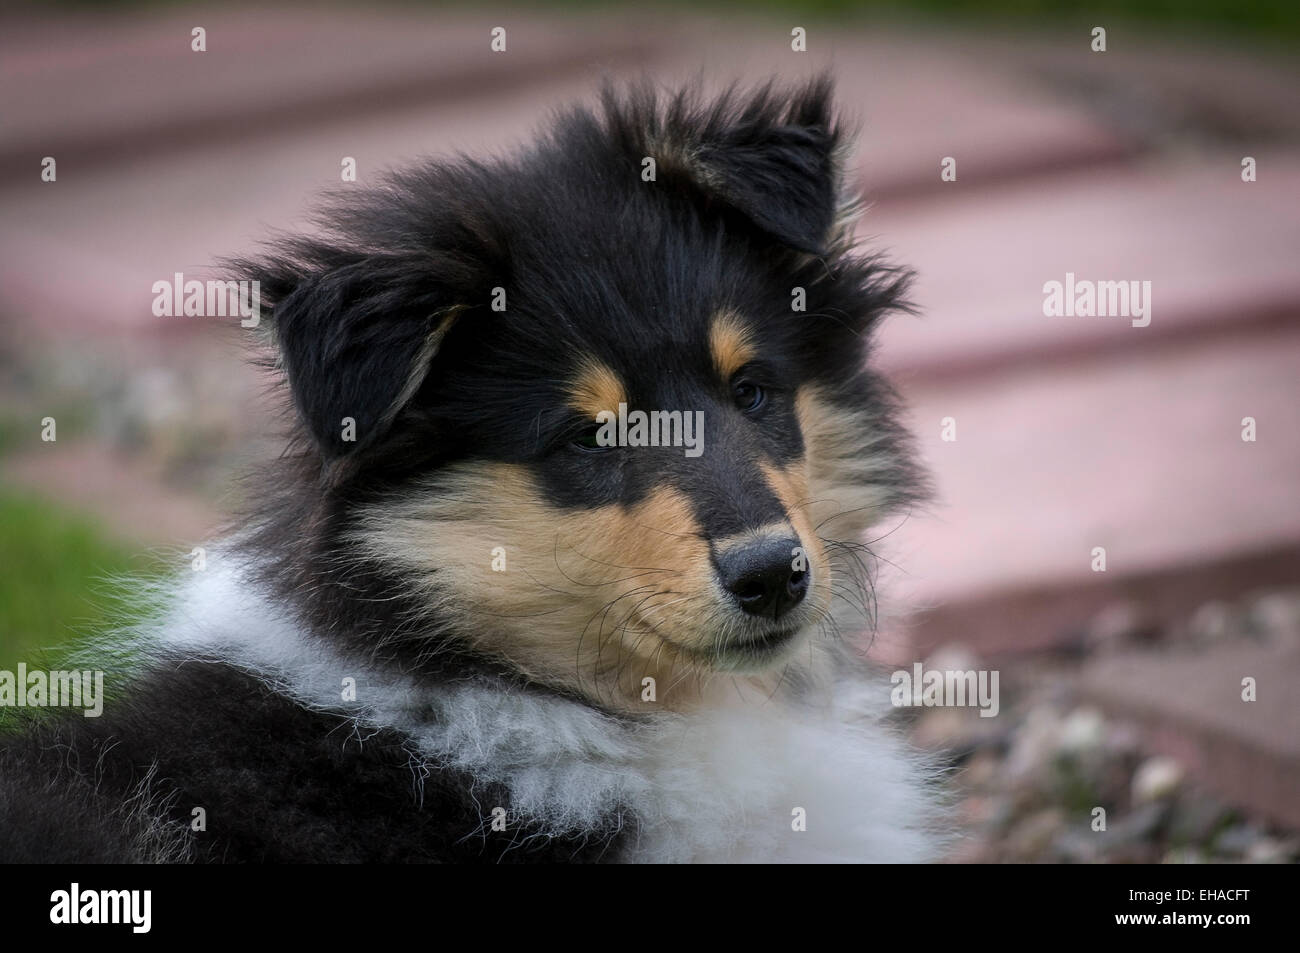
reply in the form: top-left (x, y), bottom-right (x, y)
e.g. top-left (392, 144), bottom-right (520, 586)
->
top-left (868, 153), bottom-right (1300, 381)
top-left (887, 324), bottom-right (1300, 622)
top-left (1, 10), bottom-right (1137, 196)
top-left (0, 7), bottom-right (660, 179)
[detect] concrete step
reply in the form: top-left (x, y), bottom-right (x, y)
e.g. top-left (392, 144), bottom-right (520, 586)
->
top-left (1, 10), bottom-right (1138, 196)
top-left (886, 322), bottom-right (1300, 654)
top-left (0, 7), bottom-right (661, 181)
top-left (0, 71), bottom-right (620, 339)
top-left (868, 152), bottom-right (1300, 381)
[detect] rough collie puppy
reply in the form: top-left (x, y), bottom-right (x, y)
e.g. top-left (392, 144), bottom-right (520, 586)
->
top-left (0, 78), bottom-right (943, 863)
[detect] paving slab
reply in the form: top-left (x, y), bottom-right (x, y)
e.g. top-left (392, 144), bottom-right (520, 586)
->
top-left (888, 324), bottom-right (1300, 622)
top-left (1, 9), bottom-right (1136, 195)
top-left (0, 80), bottom-right (603, 338)
top-left (0, 6), bottom-right (662, 180)
top-left (867, 151), bottom-right (1300, 381)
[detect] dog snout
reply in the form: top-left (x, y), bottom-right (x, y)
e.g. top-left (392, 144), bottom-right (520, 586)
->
top-left (716, 536), bottom-right (809, 620)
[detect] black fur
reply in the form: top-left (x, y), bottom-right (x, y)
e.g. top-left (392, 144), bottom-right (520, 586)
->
top-left (0, 662), bottom-right (627, 862)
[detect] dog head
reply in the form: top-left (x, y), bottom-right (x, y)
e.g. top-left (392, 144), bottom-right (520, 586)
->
top-left (240, 78), bottom-right (922, 710)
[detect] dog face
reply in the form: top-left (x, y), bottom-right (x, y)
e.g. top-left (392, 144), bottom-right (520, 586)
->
top-left (242, 79), bottom-right (921, 710)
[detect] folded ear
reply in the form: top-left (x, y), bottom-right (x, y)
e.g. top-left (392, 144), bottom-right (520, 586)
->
top-left (652, 77), bottom-right (842, 255)
top-left (259, 253), bottom-right (465, 460)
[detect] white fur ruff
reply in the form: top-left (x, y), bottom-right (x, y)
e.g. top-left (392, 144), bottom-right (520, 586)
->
top-left (153, 553), bottom-right (943, 863)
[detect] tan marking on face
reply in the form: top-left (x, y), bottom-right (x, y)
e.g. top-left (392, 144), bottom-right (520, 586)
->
top-left (794, 386), bottom-right (900, 542)
top-left (351, 463), bottom-right (785, 710)
top-left (709, 522), bottom-right (797, 560)
top-left (709, 311), bottom-right (756, 382)
top-left (567, 359), bottom-right (626, 419)
top-left (758, 460), bottom-right (832, 625)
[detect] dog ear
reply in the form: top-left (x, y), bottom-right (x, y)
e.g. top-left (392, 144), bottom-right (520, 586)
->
top-left (261, 253), bottom-right (464, 460)
top-left (662, 78), bottom-right (841, 255)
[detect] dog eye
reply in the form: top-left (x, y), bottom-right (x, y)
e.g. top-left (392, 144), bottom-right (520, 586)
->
top-left (571, 424), bottom-right (612, 453)
top-left (732, 380), bottom-right (766, 414)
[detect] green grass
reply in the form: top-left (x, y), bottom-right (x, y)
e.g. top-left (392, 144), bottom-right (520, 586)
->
top-left (26, 0), bottom-right (1300, 40)
top-left (508, 0), bottom-right (1300, 40)
top-left (0, 488), bottom-right (161, 672)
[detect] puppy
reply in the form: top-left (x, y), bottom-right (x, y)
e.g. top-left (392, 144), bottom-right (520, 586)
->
top-left (0, 78), bottom-right (943, 862)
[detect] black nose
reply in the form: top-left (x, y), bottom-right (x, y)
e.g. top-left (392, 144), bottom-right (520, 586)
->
top-left (717, 536), bottom-right (809, 620)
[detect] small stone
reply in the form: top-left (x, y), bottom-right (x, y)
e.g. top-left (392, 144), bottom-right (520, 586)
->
top-left (924, 642), bottom-right (982, 676)
top-left (1187, 601), bottom-right (1243, 644)
top-left (985, 797), bottom-right (1016, 833)
top-left (1245, 837), bottom-right (1293, 864)
top-left (1104, 721), bottom-right (1143, 756)
top-left (1005, 706), bottom-right (1062, 782)
top-left (1052, 828), bottom-right (1102, 863)
top-left (1132, 756), bottom-right (1185, 803)
top-left (1212, 823), bottom-right (1260, 856)
top-left (1006, 808), bottom-right (1065, 858)
top-left (1085, 601), bottom-right (1159, 653)
top-left (1058, 707), bottom-right (1106, 754)
top-left (1168, 795), bottom-right (1231, 845)
top-left (1106, 802), bottom-right (1169, 847)
top-left (1246, 591), bottom-right (1300, 649)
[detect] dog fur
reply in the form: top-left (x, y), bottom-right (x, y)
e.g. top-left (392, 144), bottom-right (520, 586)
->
top-left (0, 77), bottom-right (945, 863)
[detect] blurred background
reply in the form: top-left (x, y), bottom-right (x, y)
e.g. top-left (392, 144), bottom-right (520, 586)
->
top-left (1, 1), bottom-right (1296, 862)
